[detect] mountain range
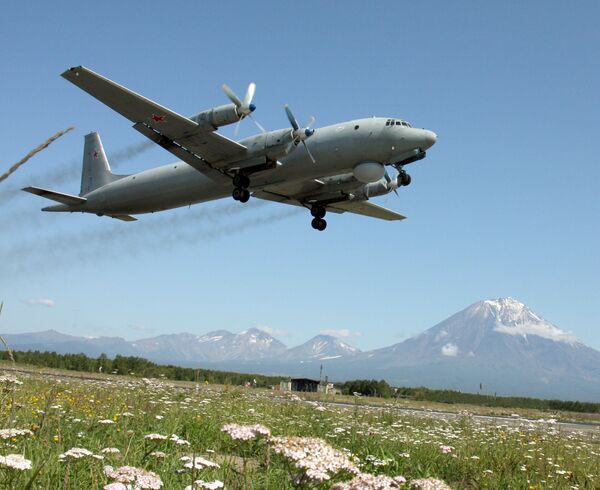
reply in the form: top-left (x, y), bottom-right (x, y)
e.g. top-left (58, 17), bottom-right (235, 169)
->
top-left (3, 298), bottom-right (600, 401)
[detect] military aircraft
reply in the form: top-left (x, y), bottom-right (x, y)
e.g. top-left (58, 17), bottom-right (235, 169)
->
top-left (24, 66), bottom-right (436, 231)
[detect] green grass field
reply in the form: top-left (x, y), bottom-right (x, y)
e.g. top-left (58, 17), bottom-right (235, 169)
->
top-left (0, 369), bottom-right (598, 489)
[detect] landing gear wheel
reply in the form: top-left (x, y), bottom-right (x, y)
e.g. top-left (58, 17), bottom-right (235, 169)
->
top-left (239, 188), bottom-right (250, 203)
top-left (311, 217), bottom-right (327, 231)
top-left (232, 187), bottom-right (243, 201)
top-left (310, 206), bottom-right (326, 219)
top-left (233, 174), bottom-right (250, 188)
top-left (398, 170), bottom-right (412, 187)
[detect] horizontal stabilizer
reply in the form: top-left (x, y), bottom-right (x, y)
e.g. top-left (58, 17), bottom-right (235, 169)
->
top-left (22, 186), bottom-right (87, 206)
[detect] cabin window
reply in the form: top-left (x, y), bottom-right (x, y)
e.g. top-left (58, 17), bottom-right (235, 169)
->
top-left (354, 125), bottom-right (359, 130)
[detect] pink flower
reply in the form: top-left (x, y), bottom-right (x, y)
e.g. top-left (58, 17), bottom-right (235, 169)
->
top-left (439, 445), bottom-right (454, 454)
top-left (331, 472), bottom-right (407, 490)
top-left (103, 465), bottom-right (163, 489)
top-left (410, 478), bottom-right (452, 490)
top-left (221, 423), bottom-right (271, 441)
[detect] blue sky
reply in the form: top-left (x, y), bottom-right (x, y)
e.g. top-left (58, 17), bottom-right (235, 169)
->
top-left (1, 1), bottom-right (599, 352)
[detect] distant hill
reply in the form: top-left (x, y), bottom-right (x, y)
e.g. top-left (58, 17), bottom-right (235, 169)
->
top-left (3, 298), bottom-right (600, 401)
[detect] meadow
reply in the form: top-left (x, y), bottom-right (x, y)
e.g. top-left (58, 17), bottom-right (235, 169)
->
top-left (0, 370), bottom-right (598, 489)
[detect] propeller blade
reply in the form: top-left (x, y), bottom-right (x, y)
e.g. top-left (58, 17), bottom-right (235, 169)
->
top-left (384, 169), bottom-right (399, 196)
top-left (249, 114), bottom-right (266, 133)
top-left (305, 116), bottom-right (315, 128)
top-left (302, 141), bottom-right (316, 164)
top-left (243, 82), bottom-right (256, 107)
top-left (233, 118), bottom-right (243, 136)
top-left (222, 83), bottom-right (242, 107)
top-left (284, 104), bottom-right (300, 131)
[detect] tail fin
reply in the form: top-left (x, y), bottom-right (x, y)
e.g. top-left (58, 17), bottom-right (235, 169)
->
top-left (80, 132), bottom-right (124, 195)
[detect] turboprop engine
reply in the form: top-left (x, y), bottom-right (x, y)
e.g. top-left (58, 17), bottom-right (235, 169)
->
top-left (190, 104), bottom-right (241, 131)
top-left (353, 161), bottom-right (386, 183)
top-left (190, 82), bottom-right (264, 134)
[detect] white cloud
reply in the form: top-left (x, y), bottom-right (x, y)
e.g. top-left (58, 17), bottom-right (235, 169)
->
top-left (435, 330), bottom-right (449, 341)
top-left (256, 324), bottom-right (290, 337)
top-left (493, 322), bottom-right (578, 345)
top-left (24, 298), bottom-right (55, 308)
top-left (320, 329), bottom-right (362, 338)
top-left (441, 342), bottom-right (459, 357)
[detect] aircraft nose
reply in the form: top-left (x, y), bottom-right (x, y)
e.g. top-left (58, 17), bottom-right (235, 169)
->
top-left (423, 130), bottom-right (437, 149)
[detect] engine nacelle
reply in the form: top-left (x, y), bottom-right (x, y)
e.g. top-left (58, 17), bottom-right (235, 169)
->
top-left (190, 104), bottom-right (240, 131)
top-left (353, 161), bottom-right (385, 183)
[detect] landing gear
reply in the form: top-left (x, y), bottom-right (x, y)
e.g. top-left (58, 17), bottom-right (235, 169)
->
top-left (232, 187), bottom-right (250, 202)
top-left (398, 169), bottom-right (412, 187)
top-left (233, 174), bottom-right (250, 188)
top-left (310, 205), bottom-right (326, 219)
top-left (311, 217), bottom-right (327, 231)
top-left (232, 173), bottom-right (251, 203)
top-left (310, 205), bottom-right (327, 231)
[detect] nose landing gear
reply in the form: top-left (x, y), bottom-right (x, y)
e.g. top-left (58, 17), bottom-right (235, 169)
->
top-left (310, 205), bottom-right (327, 231)
top-left (397, 169), bottom-right (412, 187)
top-left (232, 173), bottom-right (251, 203)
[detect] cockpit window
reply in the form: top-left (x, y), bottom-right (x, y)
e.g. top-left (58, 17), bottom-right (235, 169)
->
top-left (386, 118), bottom-right (411, 127)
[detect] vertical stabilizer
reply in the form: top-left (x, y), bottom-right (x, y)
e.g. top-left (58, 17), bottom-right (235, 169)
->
top-left (80, 132), bottom-right (121, 195)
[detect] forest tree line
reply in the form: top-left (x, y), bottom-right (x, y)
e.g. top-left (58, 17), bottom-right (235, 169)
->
top-left (3, 349), bottom-right (284, 388)
top-left (341, 380), bottom-right (599, 413)
top-left (2, 350), bottom-right (598, 413)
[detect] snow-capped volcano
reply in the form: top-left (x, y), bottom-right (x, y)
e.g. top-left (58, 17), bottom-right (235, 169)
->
top-left (338, 298), bottom-right (600, 401)
top-left (282, 335), bottom-right (360, 361)
top-left (479, 298), bottom-right (579, 344)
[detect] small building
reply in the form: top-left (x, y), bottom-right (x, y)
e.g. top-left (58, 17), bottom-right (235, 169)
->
top-left (280, 378), bottom-right (335, 394)
top-left (291, 378), bottom-right (320, 392)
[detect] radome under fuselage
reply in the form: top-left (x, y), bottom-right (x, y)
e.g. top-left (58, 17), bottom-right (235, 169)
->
top-left (56, 117), bottom-right (436, 215)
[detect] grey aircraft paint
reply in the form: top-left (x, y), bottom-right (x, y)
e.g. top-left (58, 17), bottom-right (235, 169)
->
top-left (24, 67), bottom-right (437, 230)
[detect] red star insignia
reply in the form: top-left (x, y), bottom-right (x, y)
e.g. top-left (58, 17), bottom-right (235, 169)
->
top-left (89, 150), bottom-right (99, 159)
top-left (151, 113), bottom-right (166, 123)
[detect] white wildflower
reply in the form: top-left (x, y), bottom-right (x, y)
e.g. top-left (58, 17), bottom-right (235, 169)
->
top-left (184, 481), bottom-right (224, 490)
top-left (144, 434), bottom-right (168, 441)
top-left (0, 428), bottom-right (33, 440)
top-left (101, 448), bottom-right (121, 454)
top-left (0, 375), bottom-right (23, 386)
top-left (181, 456), bottom-right (220, 470)
top-left (59, 447), bottom-right (95, 461)
top-left (0, 454), bottom-right (32, 471)
top-left (270, 436), bottom-right (358, 483)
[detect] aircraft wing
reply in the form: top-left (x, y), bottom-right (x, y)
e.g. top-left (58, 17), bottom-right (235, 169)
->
top-left (328, 201), bottom-right (406, 220)
top-left (254, 182), bottom-right (406, 221)
top-left (61, 66), bottom-right (245, 182)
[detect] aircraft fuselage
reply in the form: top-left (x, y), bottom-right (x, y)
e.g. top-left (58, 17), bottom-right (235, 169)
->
top-left (76, 117), bottom-right (436, 215)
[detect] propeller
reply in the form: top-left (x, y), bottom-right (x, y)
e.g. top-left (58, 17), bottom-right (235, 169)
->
top-left (222, 82), bottom-right (265, 135)
top-left (383, 168), bottom-right (399, 197)
top-left (284, 104), bottom-right (316, 163)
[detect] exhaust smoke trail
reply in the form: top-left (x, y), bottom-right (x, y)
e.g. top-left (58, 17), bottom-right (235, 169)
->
top-left (0, 138), bottom-right (157, 233)
top-left (0, 139), bottom-right (154, 205)
top-left (0, 127), bottom-right (74, 184)
top-left (1, 201), bottom-right (302, 274)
